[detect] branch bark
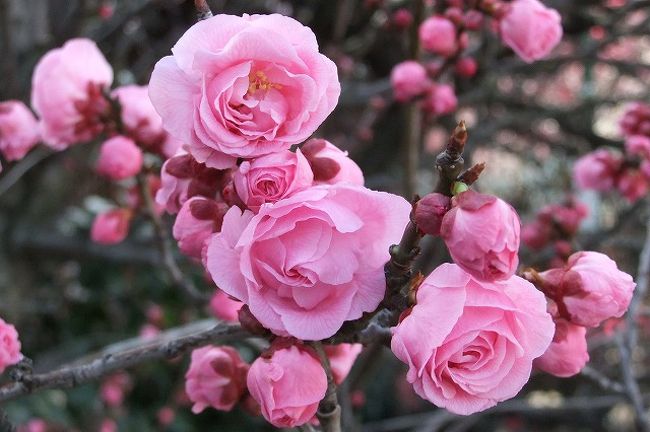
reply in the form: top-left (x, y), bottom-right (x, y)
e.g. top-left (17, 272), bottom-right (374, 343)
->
top-left (311, 341), bottom-right (342, 432)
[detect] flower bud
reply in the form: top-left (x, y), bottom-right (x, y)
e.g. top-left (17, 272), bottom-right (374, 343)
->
top-left (390, 61), bottom-right (430, 102)
top-left (91, 209), bottom-right (131, 245)
top-left (419, 16), bottom-right (458, 57)
top-left (0, 101), bottom-right (39, 161)
top-left (534, 319), bottom-right (589, 377)
top-left (415, 193), bottom-right (451, 236)
top-left (96, 136), bottom-right (143, 180)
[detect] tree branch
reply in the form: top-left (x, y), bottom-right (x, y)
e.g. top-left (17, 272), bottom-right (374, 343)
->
top-left (311, 341), bottom-right (342, 432)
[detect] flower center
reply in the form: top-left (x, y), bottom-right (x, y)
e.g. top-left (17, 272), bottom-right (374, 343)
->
top-left (248, 71), bottom-right (282, 95)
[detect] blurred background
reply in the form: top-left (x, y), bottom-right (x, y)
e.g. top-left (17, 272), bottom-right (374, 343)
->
top-left (1, 0), bottom-right (649, 431)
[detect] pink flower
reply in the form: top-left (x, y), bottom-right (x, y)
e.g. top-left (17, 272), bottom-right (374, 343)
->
top-left (209, 290), bottom-right (243, 322)
top-left (625, 135), bottom-right (650, 159)
top-left (157, 406), bottom-right (176, 427)
top-left (0, 101), bottom-right (40, 161)
top-left (537, 251), bottom-right (635, 328)
top-left (455, 57), bottom-right (478, 78)
top-left (620, 102), bottom-right (650, 138)
top-left (521, 221), bottom-right (552, 250)
top-left (325, 344), bottom-right (362, 385)
top-left (100, 372), bottom-right (131, 407)
top-left (0, 318), bottom-right (22, 374)
top-left (423, 84), bottom-right (458, 116)
top-left (499, 0), bottom-right (563, 63)
top-left (441, 190), bottom-right (521, 281)
top-left (95, 136), bottom-right (143, 180)
top-left (149, 14), bottom-right (340, 169)
top-left (301, 139), bottom-right (364, 185)
top-left (185, 345), bottom-right (249, 413)
top-left (391, 263), bottom-right (554, 415)
top-left (390, 61), bottom-right (430, 102)
top-left (419, 16), bottom-right (458, 57)
top-left (534, 319), bottom-right (589, 377)
top-left (247, 344), bottom-right (326, 427)
top-left (573, 149), bottom-right (622, 192)
top-left (99, 419), bottom-right (117, 432)
top-left (234, 149), bottom-right (313, 212)
top-left (31, 38), bottom-right (113, 149)
top-left (91, 209), bottom-right (131, 245)
top-left (617, 169), bottom-right (649, 202)
top-left (173, 197), bottom-right (228, 259)
top-left (18, 419), bottom-right (47, 432)
top-left (415, 193), bottom-right (451, 236)
top-left (206, 184), bottom-right (410, 340)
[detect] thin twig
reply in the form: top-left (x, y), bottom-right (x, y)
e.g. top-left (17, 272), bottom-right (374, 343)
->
top-left (616, 334), bottom-right (650, 432)
top-left (0, 147), bottom-right (53, 198)
top-left (194, 0), bottom-right (213, 21)
top-left (311, 341), bottom-right (342, 432)
top-left (580, 365), bottom-right (625, 394)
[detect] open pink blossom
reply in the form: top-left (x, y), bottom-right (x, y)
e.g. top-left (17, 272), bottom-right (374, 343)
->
top-left (536, 251), bottom-right (635, 328)
top-left (620, 102), bottom-right (650, 138)
top-left (390, 61), bottom-right (430, 102)
top-left (301, 139), bottom-right (364, 186)
top-left (534, 319), bottom-right (589, 377)
top-left (0, 100), bottom-right (40, 161)
top-left (247, 344), bottom-right (326, 427)
top-left (419, 16), bottom-right (458, 57)
top-left (391, 263), bottom-right (554, 415)
top-left (209, 290), bottom-right (244, 322)
top-left (499, 0), bottom-right (563, 63)
top-left (573, 149), bottom-right (622, 192)
top-left (441, 190), bottom-right (521, 281)
top-left (95, 136), bottom-right (143, 180)
top-left (325, 344), bottom-right (363, 385)
top-left (625, 135), bottom-right (650, 159)
top-left (234, 149), bottom-right (313, 212)
top-left (91, 209), bottom-right (131, 245)
top-left (0, 318), bottom-right (22, 374)
top-left (185, 345), bottom-right (249, 413)
top-left (206, 184), bottom-right (410, 340)
top-left (173, 197), bottom-right (228, 259)
top-left (31, 38), bottom-right (113, 149)
top-left (423, 84), bottom-right (458, 116)
top-left (149, 14), bottom-right (340, 169)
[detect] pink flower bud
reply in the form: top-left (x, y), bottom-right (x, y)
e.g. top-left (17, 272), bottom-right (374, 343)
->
top-left (534, 319), bottom-right (589, 377)
top-left (31, 38), bottom-right (113, 149)
top-left (390, 61), bottom-right (430, 102)
top-left (620, 102), bottom-right (650, 138)
top-left (625, 135), bottom-right (650, 159)
top-left (455, 57), bottom-right (478, 78)
top-left (0, 318), bottom-right (22, 374)
top-left (209, 290), bottom-right (243, 322)
top-left (173, 197), bottom-right (228, 259)
top-left (324, 344), bottom-right (362, 385)
top-left (95, 136), bottom-right (143, 180)
top-left (423, 84), bottom-right (458, 116)
top-left (185, 345), bottom-right (249, 413)
top-left (499, 0), bottom-right (563, 63)
top-left (301, 139), bottom-right (364, 185)
top-left (419, 16), bottom-right (458, 57)
top-left (247, 344), bottom-right (326, 427)
top-left (521, 221), bottom-right (551, 250)
top-left (99, 419), bottom-right (117, 432)
top-left (463, 10), bottom-right (484, 30)
top-left (617, 169), bottom-right (649, 203)
top-left (0, 101), bottom-right (40, 161)
top-left (415, 193), bottom-right (451, 236)
top-left (573, 149), bottom-right (622, 192)
top-left (441, 191), bottom-right (521, 281)
top-left (91, 209), bottom-right (131, 245)
top-left (157, 406), bottom-right (175, 427)
top-left (100, 372), bottom-right (131, 407)
top-left (392, 8), bottom-right (413, 29)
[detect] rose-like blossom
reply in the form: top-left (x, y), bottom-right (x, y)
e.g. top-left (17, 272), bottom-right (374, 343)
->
top-left (234, 149), bottom-right (313, 212)
top-left (536, 251), bottom-right (635, 328)
top-left (91, 209), bottom-right (131, 245)
top-left (390, 61), bottom-right (430, 102)
top-left (0, 318), bottom-right (21, 374)
top-left (324, 344), bottom-right (363, 384)
top-left (423, 84), bottom-right (458, 116)
top-left (206, 184), bottom-right (410, 340)
top-left (415, 193), bottom-right (451, 237)
top-left (499, 0), bottom-right (563, 63)
top-left (95, 136), bottom-right (143, 180)
top-left (100, 372), bottom-right (131, 407)
top-left (617, 169), bottom-right (649, 203)
top-left (0, 101), bottom-right (40, 161)
top-left (247, 344), bottom-right (326, 427)
top-left (419, 16), bottom-right (458, 57)
top-left (185, 345), bottom-right (249, 413)
top-left (173, 197), bottom-right (228, 259)
top-left (301, 139), bottom-right (364, 185)
top-left (620, 102), bottom-right (650, 138)
top-left (31, 38), bottom-right (113, 149)
top-left (391, 263), bottom-right (554, 415)
top-left (441, 190), bottom-right (521, 281)
top-left (573, 149), bottom-right (622, 192)
top-left (149, 14), bottom-right (340, 169)
top-left (534, 319), bottom-right (589, 377)
top-left (625, 135), bottom-right (650, 159)
top-left (209, 290), bottom-right (244, 322)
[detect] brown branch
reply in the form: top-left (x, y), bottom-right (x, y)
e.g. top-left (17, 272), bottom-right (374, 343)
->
top-left (311, 342), bottom-right (342, 432)
top-left (194, 0), bottom-right (213, 21)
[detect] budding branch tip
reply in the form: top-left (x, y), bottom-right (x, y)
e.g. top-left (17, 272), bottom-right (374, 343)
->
top-left (194, 0), bottom-right (213, 21)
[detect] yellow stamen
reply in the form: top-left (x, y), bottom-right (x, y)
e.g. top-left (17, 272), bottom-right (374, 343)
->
top-left (248, 71), bottom-right (282, 94)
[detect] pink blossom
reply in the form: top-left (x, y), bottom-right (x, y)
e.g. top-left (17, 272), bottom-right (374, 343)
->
top-left (625, 135), bottom-right (650, 159)
top-left (0, 318), bottom-right (21, 374)
top-left (620, 102), bottom-right (650, 138)
top-left (455, 57), bottom-right (478, 78)
top-left (139, 324), bottom-right (160, 340)
top-left (31, 38), bottom-right (113, 149)
top-left (157, 406), bottom-right (176, 427)
top-left (617, 169), bottom-right (649, 202)
top-left (521, 221), bottom-right (552, 250)
top-left (95, 136), bottom-right (143, 180)
top-left (391, 263), bottom-right (554, 415)
top-left (499, 0), bottom-right (563, 63)
top-left (100, 372), bottom-right (131, 407)
top-left (209, 290), bottom-right (244, 322)
top-left (534, 319), bottom-right (589, 377)
top-left (301, 139), bottom-right (364, 185)
top-left (247, 344), bottom-right (326, 427)
top-left (423, 84), bottom-right (458, 116)
top-left (538, 251), bottom-right (635, 328)
top-left (206, 184), bottom-right (410, 340)
top-left (234, 149), bottom-right (313, 212)
top-left (441, 190), bottom-right (521, 281)
top-left (325, 344), bottom-right (362, 385)
top-left (419, 16), bottom-right (458, 57)
top-left (99, 419), bottom-right (117, 432)
top-left (0, 101), bottom-right (40, 161)
top-left (18, 419), bottom-right (47, 432)
top-left (149, 14), bottom-right (340, 169)
top-left (91, 209), bottom-right (131, 245)
top-left (173, 197), bottom-right (228, 259)
top-left (390, 61), bottom-right (430, 102)
top-left (573, 149), bottom-right (622, 192)
top-left (392, 9), bottom-right (413, 29)
top-left (414, 193), bottom-right (451, 237)
top-left (185, 345), bottom-right (249, 413)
